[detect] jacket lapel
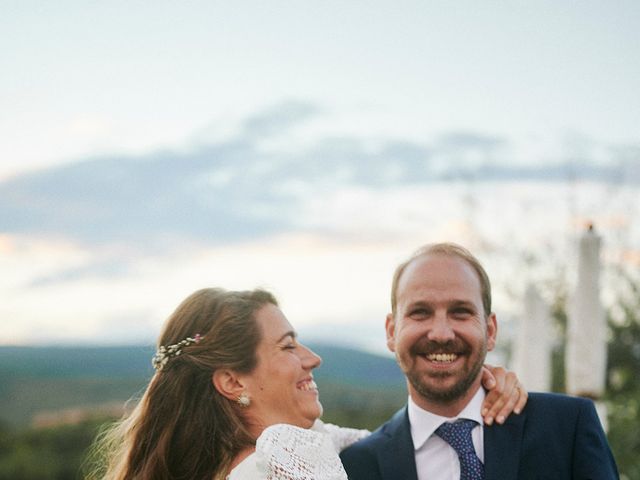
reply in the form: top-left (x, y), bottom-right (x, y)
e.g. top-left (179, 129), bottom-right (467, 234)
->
top-left (483, 410), bottom-right (526, 480)
top-left (376, 407), bottom-right (418, 480)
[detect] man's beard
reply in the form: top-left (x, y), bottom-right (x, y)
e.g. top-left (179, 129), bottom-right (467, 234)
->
top-left (403, 338), bottom-right (487, 404)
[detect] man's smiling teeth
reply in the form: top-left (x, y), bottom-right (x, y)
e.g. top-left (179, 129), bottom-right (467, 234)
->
top-left (426, 353), bottom-right (458, 363)
top-left (297, 380), bottom-right (317, 391)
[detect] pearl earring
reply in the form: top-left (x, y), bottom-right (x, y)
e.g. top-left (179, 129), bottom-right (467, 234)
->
top-left (237, 392), bottom-right (251, 407)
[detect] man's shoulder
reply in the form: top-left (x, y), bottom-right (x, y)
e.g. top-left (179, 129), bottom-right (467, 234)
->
top-left (527, 391), bottom-right (595, 409)
top-left (340, 407), bottom-right (411, 480)
top-left (522, 391), bottom-right (600, 424)
top-left (511, 393), bottom-right (618, 478)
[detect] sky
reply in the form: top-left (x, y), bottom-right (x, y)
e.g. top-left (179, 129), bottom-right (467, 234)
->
top-left (1, 1), bottom-right (639, 353)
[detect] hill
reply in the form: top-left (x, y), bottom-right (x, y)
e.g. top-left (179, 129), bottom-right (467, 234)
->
top-left (0, 344), bottom-right (406, 429)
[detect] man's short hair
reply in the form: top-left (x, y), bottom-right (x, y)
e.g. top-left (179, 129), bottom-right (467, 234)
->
top-left (390, 242), bottom-right (492, 317)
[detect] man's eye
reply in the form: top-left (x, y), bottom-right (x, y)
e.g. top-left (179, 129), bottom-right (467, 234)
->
top-left (283, 344), bottom-right (297, 350)
top-left (410, 309), bottom-right (430, 317)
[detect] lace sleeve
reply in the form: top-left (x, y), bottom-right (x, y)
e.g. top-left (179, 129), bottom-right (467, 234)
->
top-left (312, 420), bottom-right (370, 452)
top-left (255, 423), bottom-right (351, 480)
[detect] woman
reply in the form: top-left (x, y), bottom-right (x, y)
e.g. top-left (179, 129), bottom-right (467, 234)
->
top-left (90, 288), bottom-right (526, 480)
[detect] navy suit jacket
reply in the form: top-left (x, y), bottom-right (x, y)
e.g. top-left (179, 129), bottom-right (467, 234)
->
top-left (340, 392), bottom-right (619, 480)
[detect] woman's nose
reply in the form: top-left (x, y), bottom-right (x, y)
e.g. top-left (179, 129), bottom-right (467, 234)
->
top-left (301, 344), bottom-right (322, 369)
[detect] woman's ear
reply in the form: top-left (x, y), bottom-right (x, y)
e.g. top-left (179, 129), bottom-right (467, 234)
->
top-left (212, 369), bottom-right (246, 401)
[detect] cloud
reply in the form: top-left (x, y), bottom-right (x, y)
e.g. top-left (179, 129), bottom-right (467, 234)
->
top-left (0, 101), bottom-right (635, 258)
top-left (608, 143), bottom-right (640, 183)
top-left (240, 100), bottom-right (322, 140)
top-left (436, 131), bottom-right (507, 152)
top-left (266, 137), bottom-right (433, 188)
top-left (0, 141), bottom-right (292, 248)
top-left (26, 258), bottom-right (133, 288)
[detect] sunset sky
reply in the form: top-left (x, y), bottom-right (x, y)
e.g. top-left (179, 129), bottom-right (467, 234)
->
top-left (2, 1), bottom-right (639, 353)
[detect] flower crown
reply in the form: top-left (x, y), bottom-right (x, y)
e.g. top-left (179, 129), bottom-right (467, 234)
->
top-left (152, 333), bottom-right (203, 371)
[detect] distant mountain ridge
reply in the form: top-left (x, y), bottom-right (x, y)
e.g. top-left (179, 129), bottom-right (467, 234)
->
top-left (0, 344), bottom-right (406, 427)
top-left (0, 345), bottom-right (156, 378)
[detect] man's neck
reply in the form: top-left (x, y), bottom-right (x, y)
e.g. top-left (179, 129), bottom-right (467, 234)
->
top-left (409, 380), bottom-right (483, 418)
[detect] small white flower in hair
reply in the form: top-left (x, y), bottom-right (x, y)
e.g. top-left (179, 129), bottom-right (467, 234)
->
top-left (152, 334), bottom-right (204, 371)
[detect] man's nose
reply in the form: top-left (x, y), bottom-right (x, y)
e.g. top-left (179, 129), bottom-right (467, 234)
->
top-left (427, 312), bottom-right (456, 343)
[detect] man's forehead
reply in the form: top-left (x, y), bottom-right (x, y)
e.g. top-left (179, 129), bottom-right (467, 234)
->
top-left (398, 254), bottom-right (482, 296)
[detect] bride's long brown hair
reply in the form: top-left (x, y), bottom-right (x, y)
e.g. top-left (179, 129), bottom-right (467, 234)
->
top-left (87, 288), bottom-right (277, 480)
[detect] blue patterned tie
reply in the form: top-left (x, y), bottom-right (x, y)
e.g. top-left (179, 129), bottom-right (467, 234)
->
top-left (435, 419), bottom-right (484, 480)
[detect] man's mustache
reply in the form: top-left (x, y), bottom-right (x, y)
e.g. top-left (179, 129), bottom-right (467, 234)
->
top-left (409, 338), bottom-right (470, 356)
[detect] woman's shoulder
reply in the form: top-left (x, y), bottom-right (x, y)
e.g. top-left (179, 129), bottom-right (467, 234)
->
top-left (257, 422), bottom-right (334, 453)
top-left (227, 452), bottom-right (263, 480)
top-left (256, 423), bottom-right (349, 479)
top-left (311, 420), bottom-right (370, 452)
top-left (227, 422), bottom-right (369, 479)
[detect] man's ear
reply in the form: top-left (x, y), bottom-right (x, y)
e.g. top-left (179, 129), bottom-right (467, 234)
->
top-left (486, 313), bottom-right (498, 352)
top-left (212, 369), bottom-right (246, 401)
top-left (385, 313), bottom-right (397, 353)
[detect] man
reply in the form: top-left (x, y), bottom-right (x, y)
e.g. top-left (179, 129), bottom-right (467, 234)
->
top-left (340, 243), bottom-right (618, 479)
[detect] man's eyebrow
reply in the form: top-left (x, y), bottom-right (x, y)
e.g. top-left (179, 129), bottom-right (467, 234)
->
top-left (407, 300), bottom-right (432, 308)
top-left (276, 331), bottom-right (297, 343)
top-left (449, 300), bottom-right (476, 308)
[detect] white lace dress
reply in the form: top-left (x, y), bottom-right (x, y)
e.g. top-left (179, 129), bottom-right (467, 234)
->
top-left (227, 420), bottom-right (369, 480)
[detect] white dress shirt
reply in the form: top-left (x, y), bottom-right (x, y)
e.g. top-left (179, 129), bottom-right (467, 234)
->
top-left (408, 388), bottom-right (485, 480)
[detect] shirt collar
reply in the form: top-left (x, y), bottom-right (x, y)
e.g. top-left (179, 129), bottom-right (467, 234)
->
top-left (407, 387), bottom-right (486, 450)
